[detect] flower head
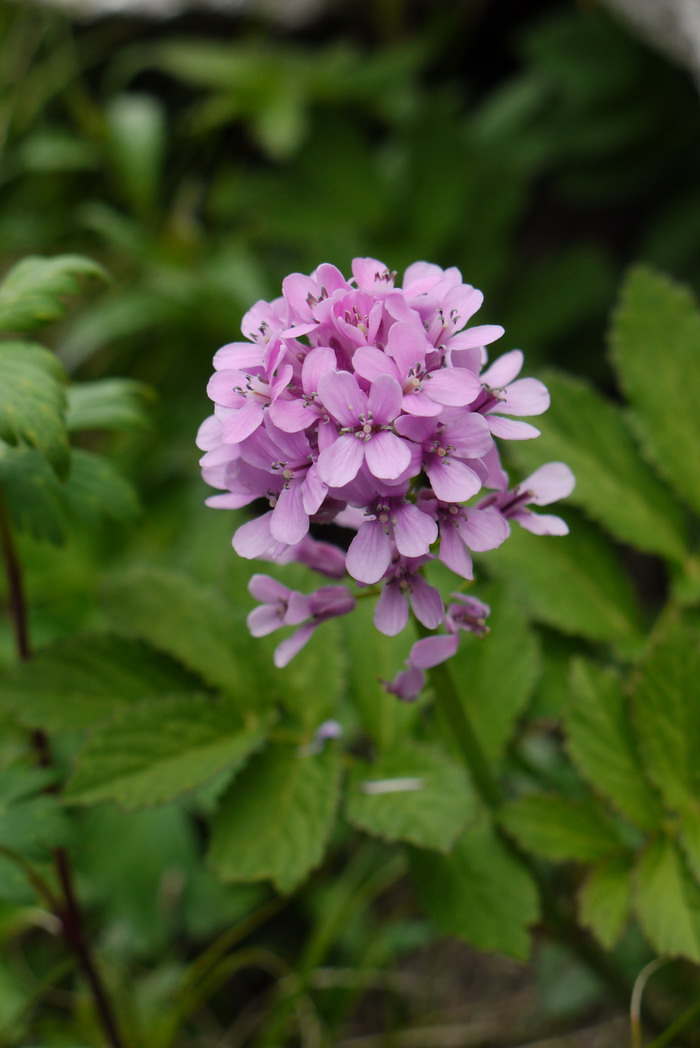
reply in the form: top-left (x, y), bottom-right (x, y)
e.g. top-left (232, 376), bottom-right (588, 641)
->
top-left (200, 258), bottom-right (572, 681)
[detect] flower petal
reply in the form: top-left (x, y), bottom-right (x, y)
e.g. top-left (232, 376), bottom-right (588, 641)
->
top-left (409, 576), bottom-right (444, 629)
top-left (393, 504), bottom-right (438, 558)
top-left (367, 373), bottom-right (403, 424)
top-left (318, 370), bottom-right (366, 427)
top-left (520, 462), bottom-right (576, 505)
top-left (364, 430), bottom-right (412, 481)
top-left (317, 433), bottom-right (365, 487)
top-left (374, 582), bottom-right (408, 636)
top-left (346, 520), bottom-right (392, 584)
top-left (409, 634), bottom-right (459, 670)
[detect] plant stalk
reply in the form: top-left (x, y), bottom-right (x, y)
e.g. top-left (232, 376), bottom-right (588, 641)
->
top-left (0, 490), bottom-right (128, 1048)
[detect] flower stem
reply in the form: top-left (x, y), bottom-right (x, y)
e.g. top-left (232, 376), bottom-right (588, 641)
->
top-left (424, 653), bottom-right (502, 810)
top-left (0, 489), bottom-right (128, 1048)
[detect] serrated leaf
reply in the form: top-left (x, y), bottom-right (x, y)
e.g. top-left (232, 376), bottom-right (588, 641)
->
top-left (567, 660), bottom-right (662, 830)
top-left (0, 443), bottom-right (65, 543)
top-left (59, 449), bottom-right (139, 524)
top-left (0, 634), bottom-right (204, 732)
top-left (346, 743), bottom-right (476, 852)
top-left (448, 581), bottom-right (540, 762)
top-left (0, 254), bottom-right (106, 332)
top-left (481, 510), bottom-right (642, 653)
top-left (578, 856), bottom-right (632, 950)
top-left (610, 266), bottom-right (700, 516)
top-left (634, 836), bottom-right (700, 962)
top-left (64, 696), bottom-right (267, 809)
top-left (0, 341), bottom-right (68, 477)
top-left (209, 742), bottom-right (341, 893)
top-left (630, 619), bottom-right (700, 810)
top-left (499, 794), bottom-right (624, 862)
top-left (66, 379), bottom-right (153, 433)
top-left (102, 566), bottom-right (275, 702)
top-left (409, 815), bottom-right (539, 960)
top-left (510, 371), bottom-right (687, 561)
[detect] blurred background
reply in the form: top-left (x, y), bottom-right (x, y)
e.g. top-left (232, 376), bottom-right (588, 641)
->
top-left (3, 0), bottom-right (700, 1043)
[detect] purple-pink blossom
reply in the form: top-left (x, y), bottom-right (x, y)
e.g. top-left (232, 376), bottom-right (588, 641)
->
top-left (199, 257), bottom-right (573, 679)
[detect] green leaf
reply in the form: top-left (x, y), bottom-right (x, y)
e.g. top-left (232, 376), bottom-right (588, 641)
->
top-left (499, 794), bottom-right (624, 862)
top-left (64, 696), bottom-right (267, 809)
top-left (510, 371), bottom-right (687, 561)
top-left (0, 254), bottom-right (106, 332)
top-left (679, 804), bottom-right (700, 885)
top-left (0, 765), bottom-right (69, 858)
top-left (0, 634), bottom-right (204, 732)
top-left (102, 566), bottom-right (274, 703)
top-left (346, 742), bottom-right (476, 852)
top-left (0, 341), bottom-right (68, 478)
top-left (409, 814), bottom-right (539, 960)
top-left (567, 659), bottom-right (662, 829)
top-left (634, 836), bottom-right (700, 962)
top-left (578, 857), bottom-right (632, 950)
top-left (0, 443), bottom-right (65, 543)
top-left (105, 94), bottom-right (166, 218)
top-left (448, 581), bottom-right (540, 762)
top-left (630, 618), bottom-right (700, 810)
top-left (342, 595), bottom-right (420, 749)
top-left (59, 449), bottom-right (139, 525)
top-left (209, 742), bottom-right (341, 893)
top-left (480, 510), bottom-right (642, 653)
top-left (610, 266), bottom-right (700, 516)
top-left (66, 379), bottom-right (153, 433)
top-left (260, 617), bottom-right (346, 729)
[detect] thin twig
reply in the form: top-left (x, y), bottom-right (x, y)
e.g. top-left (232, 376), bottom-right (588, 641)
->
top-left (0, 489), bottom-right (128, 1048)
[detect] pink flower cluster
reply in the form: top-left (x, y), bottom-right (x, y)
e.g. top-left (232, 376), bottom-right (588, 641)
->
top-left (197, 258), bottom-right (574, 683)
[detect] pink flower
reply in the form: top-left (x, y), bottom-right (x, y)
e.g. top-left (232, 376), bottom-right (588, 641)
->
top-left (247, 574), bottom-right (355, 668)
top-left (479, 462), bottom-right (575, 535)
top-left (199, 257), bottom-right (573, 680)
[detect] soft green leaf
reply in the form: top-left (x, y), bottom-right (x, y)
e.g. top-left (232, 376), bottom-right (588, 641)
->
top-left (630, 618), bottom-right (700, 809)
top-left (259, 618), bottom-right (346, 729)
top-left (0, 765), bottom-right (69, 858)
top-left (102, 566), bottom-right (275, 703)
top-left (499, 793), bottom-right (624, 862)
top-left (679, 804), bottom-right (700, 885)
top-left (0, 634), bottom-right (204, 732)
top-left (342, 595), bottom-right (420, 748)
top-left (610, 266), bottom-right (700, 515)
top-left (209, 742), bottom-right (341, 893)
top-left (510, 370), bottom-right (687, 561)
top-left (105, 94), bottom-right (166, 218)
top-left (480, 510), bottom-right (643, 653)
top-left (448, 581), bottom-right (540, 761)
top-left (0, 254), bottom-right (106, 332)
top-left (0, 341), bottom-right (68, 478)
top-left (410, 815), bottom-right (539, 960)
top-left (59, 449), bottom-right (139, 525)
top-left (64, 696), bottom-right (267, 809)
top-left (346, 743), bottom-right (476, 852)
top-left (0, 443), bottom-right (65, 543)
top-left (578, 857), bottom-right (632, 950)
top-left (634, 836), bottom-right (700, 962)
top-left (567, 659), bottom-right (662, 829)
top-left (66, 379), bottom-right (153, 433)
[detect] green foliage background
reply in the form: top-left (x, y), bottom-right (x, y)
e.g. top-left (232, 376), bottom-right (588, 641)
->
top-left (3, 0), bottom-right (700, 1045)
